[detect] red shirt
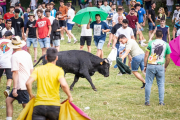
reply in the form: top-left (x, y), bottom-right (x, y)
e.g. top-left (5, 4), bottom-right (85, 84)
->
top-left (35, 17), bottom-right (51, 39)
top-left (3, 12), bottom-right (15, 20)
top-left (126, 15), bottom-right (138, 29)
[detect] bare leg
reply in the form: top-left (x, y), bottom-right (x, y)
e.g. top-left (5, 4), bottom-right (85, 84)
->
top-left (149, 30), bottom-right (153, 39)
top-left (27, 47), bottom-right (30, 54)
top-left (22, 104), bottom-right (27, 108)
top-left (7, 79), bottom-right (12, 87)
top-left (80, 45), bottom-right (84, 50)
top-left (42, 48), bottom-right (47, 56)
top-left (6, 97), bottom-right (15, 117)
top-left (168, 11), bottom-right (171, 17)
top-left (128, 55), bottom-right (132, 69)
top-left (34, 48), bottom-right (37, 61)
top-left (132, 71), bottom-right (145, 83)
top-left (100, 50), bottom-right (103, 58)
top-left (96, 49), bottom-right (101, 58)
top-left (61, 27), bottom-right (64, 39)
top-left (55, 46), bottom-right (60, 51)
top-left (87, 46), bottom-right (91, 53)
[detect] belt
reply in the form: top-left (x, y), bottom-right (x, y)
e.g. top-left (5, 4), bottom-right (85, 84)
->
top-left (148, 63), bottom-right (164, 65)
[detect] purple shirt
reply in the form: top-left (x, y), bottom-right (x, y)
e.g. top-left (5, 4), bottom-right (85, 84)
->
top-left (0, 6), bottom-right (3, 15)
top-left (0, 0), bottom-right (6, 6)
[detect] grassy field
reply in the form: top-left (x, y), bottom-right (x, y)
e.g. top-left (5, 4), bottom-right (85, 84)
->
top-left (0, 4), bottom-right (180, 120)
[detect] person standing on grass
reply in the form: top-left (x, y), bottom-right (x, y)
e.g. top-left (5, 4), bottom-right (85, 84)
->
top-left (0, 31), bottom-right (13, 98)
top-left (0, 15), bottom-right (5, 39)
top-left (45, 9), bottom-right (55, 25)
top-left (148, 2), bottom-right (156, 39)
top-left (49, 2), bottom-right (56, 18)
top-left (35, 9), bottom-right (51, 56)
top-left (6, 36), bottom-right (33, 120)
top-left (172, 4), bottom-right (180, 23)
top-left (118, 34), bottom-right (146, 89)
top-left (66, 3), bottom-right (77, 44)
top-left (144, 30), bottom-right (171, 106)
top-left (26, 48), bottom-right (73, 120)
top-left (34, 4), bottom-right (42, 20)
top-left (3, 6), bottom-right (15, 24)
top-left (87, 14), bottom-right (110, 58)
top-left (79, 24), bottom-right (92, 52)
top-left (2, 19), bottom-right (15, 37)
top-left (126, 0), bottom-right (131, 12)
top-left (26, 13), bottom-right (37, 63)
top-left (14, 3), bottom-right (23, 18)
top-left (59, 0), bottom-right (68, 40)
top-left (30, 0), bottom-right (38, 11)
top-left (144, 0), bottom-right (151, 16)
top-left (10, 9), bottom-right (25, 40)
top-left (0, 0), bottom-right (6, 14)
top-left (42, 2), bottom-right (46, 12)
top-left (149, 17), bottom-right (170, 43)
top-left (112, 8), bottom-right (126, 26)
top-left (173, 15), bottom-right (180, 39)
top-left (166, 0), bottom-right (174, 19)
top-left (100, 0), bottom-right (111, 13)
top-left (23, 7), bottom-right (31, 33)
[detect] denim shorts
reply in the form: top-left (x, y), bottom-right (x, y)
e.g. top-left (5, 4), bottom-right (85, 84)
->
top-left (26, 38), bottom-right (37, 48)
top-left (145, 1), bottom-right (151, 10)
top-left (52, 39), bottom-right (60, 47)
top-left (38, 37), bottom-right (50, 48)
top-left (94, 40), bottom-right (105, 50)
top-left (67, 23), bottom-right (74, 30)
top-left (148, 22), bottom-right (156, 31)
top-left (167, 5), bottom-right (173, 12)
top-left (131, 54), bottom-right (145, 71)
top-left (126, 0), bottom-right (130, 5)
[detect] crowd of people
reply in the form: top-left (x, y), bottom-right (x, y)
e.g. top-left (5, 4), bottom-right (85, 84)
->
top-left (0, 0), bottom-right (179, 119)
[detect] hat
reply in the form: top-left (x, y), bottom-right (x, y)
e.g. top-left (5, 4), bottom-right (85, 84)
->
top-left (15, 3), bottom-right (19, 6)
top-left (4, 31), bottom-right (13, 37)
top-left (28, 12), bottom-right (35, 17)
top-left (130, 0), bottom-right (136, 5)
top-left (175, 3), bottom-right (180, 6)
top-left (50, 2), bottom-right (55, 5)
top-left (7, 36), bottom-right (26, 49)
top-left (0, 15), bottom-right (3, 19)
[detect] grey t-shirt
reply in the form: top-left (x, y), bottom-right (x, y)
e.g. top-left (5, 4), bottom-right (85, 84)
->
top-left (126, 39), bottom-right (144, 58)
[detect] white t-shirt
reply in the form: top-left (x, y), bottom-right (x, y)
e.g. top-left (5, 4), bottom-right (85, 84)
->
top-left (31, 0), bottom-right (36, 6)
top-left (0, 39), bottom-right (13, 68)
top-left (172, 10), bottom-right (180, 21)
top-left (2, 27), bottom-right (15, 37)
top-left (112, 13), bottom-right (126, 24)
top-left (115, 27), bottom-right (134, 39)
top-left (177, 29), bottom-right (180, 36)
top-left (81, 24), bottom-right (92, 36)
top-left (11, 50), bottom-right (33, 90)
top-left (67, 8), bottom-right (75, 24)
top-left (47, 16), bottom-right (55, 25)
top-left (166, 0), bottom-right (174, 6)
top-left (10, 0), bottom-right (19, 6)
top-left (125, 39), bottom-right (144, 58)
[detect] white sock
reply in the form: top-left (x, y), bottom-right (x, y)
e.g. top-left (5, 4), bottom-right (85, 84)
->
top-left (6, 117), bottom-right (12, 120)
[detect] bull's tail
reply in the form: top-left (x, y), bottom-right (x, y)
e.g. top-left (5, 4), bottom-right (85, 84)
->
top-left (34, 55), bottom-right (44, 67)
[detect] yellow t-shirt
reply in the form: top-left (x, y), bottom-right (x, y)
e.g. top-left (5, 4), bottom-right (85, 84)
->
top-left (30, 63), bottom-right (64, 107)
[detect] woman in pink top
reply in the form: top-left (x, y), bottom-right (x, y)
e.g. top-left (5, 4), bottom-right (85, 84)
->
top-left (0, 0), bottom-right (6, 14)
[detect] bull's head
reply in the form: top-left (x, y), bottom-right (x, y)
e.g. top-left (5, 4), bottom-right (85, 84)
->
top-left (98, 58), bottom-right (110, 77)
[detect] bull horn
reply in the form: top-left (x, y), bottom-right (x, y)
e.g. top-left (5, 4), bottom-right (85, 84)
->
top-left (104, 59), bottom-right (108, 63)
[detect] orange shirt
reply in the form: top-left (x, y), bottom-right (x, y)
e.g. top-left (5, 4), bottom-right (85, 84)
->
top-left (59, 5), bottom-right (68, 20)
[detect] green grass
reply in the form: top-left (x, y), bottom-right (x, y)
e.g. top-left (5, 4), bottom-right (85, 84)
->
top-left (1, 5), bottom-right (180, 120)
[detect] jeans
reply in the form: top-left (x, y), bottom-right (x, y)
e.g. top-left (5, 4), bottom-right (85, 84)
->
top-left (2, 5), bottom-right (6, 14)
top-left (145, 64), bottom-right (165, 104)
top-left (38, 37), bottom-right (50, 48)
top-left (131, 54), bottom-right (144, 71)
top-left (117, 0), bottom-right (123, 5)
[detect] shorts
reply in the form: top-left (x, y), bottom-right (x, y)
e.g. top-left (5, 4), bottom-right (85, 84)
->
top-left (145, 1), bottom-right (151, 10)
top-left (133, 28), bottom-right (137, 38)
top-left (9, 89), bottom-right (29, 104)
top-left (80, 36), bottom-right (92, 46)
top-left (126, 0), bottom-right (130, 5)
top-left (27, 38), bottom-right (37, 48)
top-left (32, 105), bottom-right (60, 120)
top-left (0, 69), bottom-right (12, 79)
top-left (67, 23), bottom-right (74, 30)
top-left (167, 5), bottom-right (173, 12)
top-left (31, 6), bottom-right (36, 10)
top-left (109, 26), bottom-right (112, 31)
top-left (52, 39), bottom-right (60, 47)
top-left (94, 39), bottom-right (105, 50)
top-left (139, 23), bottom-right (144, 31)
top-left (59, 20), bottom-right (66, 27)
top-left (38, 37), bottom-right (50, 48)
top-left (131, 54), bottom-right (145, 71)
top-left (148, 22), bottom-right (156, 31)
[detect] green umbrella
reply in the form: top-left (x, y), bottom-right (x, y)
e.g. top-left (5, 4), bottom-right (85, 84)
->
top-left (73, 7), bottom-right (108, 25)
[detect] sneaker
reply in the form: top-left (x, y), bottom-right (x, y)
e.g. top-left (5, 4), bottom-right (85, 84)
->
top-left (34, 60), bottom-right (37, 63)
top-left (141, 83), bottom-right (146, 89)
top-left (74, 40), bottom-right (78, 44)
top-left (145, 101), bottom-right (150, 106)
top-left (114, 64), bottom-right (118, 68)
top-left (159, 103), bottom-right (165, 106)
top-left (141, 42), bottom-right (147, 47)
top-left (142, 39), bottom-right (146, 42)
top-left (117, 72), bottom-right (123, 76)
top-left (67, 42), bottom-right (71, 43)
top-left (61, 38), bottom-right (64, 40)
top-left (4, 90), bottom-right (9, 98)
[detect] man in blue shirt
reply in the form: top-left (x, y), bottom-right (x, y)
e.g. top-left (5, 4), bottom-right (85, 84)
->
top-left (24, 7), bottom-right (31, 33)
top-left (135, 3), bottom-right (146, 27)
top-left (87, 14), bottom-right (110, 58)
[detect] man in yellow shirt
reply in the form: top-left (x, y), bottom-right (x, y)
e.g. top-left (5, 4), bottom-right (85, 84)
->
top-left (26, 48), bottom-right (73, 120)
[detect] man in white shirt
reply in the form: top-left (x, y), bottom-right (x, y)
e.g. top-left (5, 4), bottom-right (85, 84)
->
top-left (45, 9), bottom-right (55, 25)
top-left (172, 4), bottom-right (180, 23)
top-left (112, 8), bottom-right (126, 26)
top-left (10, 0), bottom-right (19, 7)
top-left (66, 3), bottom-right (77, 43)
top-left (2, 19), bottom-right (15, 37)
top-left (34, 4), bottom-right (42, 20)
top-left (6, 36), bottom-right (33, 120)
top-left (0, 31), bottom-right (13, 98)
top-left (166, 0), bottom-right (174, 19)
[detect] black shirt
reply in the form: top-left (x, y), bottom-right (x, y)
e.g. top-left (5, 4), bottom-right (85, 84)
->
top-left (0, 23), bottom-right (5, 38)
top-left (111, 23), bottom-right (122, 44)
top-left (11, 17), bottom-right (24, 37)
top-left (148, 8), bottom-right (155, 23)
top-left (51, 19), bottom-right (61, 40)
top-left (26, 20), bottom-right (36, 38)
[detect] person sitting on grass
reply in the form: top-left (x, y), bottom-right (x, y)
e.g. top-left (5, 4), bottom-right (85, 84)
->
top-left (26, 48), bottom-right (73, 119)
top-left (118, 34), bottom-right (146, 89)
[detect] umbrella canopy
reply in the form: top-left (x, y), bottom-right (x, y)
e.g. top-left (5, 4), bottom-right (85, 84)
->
top-left (73, 7), bottom-right (108, 24)
top-left (169, 36), bottom-right (180, 66)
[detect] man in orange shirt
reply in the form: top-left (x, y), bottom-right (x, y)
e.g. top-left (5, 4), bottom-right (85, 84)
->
top-left (3, 6), bottom-right (15, 23)
top-left (59, 0), bottom-right (68, 40)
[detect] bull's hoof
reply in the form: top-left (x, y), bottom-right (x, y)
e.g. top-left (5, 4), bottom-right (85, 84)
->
top-left (70, 88), bottom-right (73, 91)
top-left (93, 88), bottom-right (97, 91)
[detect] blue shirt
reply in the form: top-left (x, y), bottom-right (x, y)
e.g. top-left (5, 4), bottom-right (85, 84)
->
top-left (138, 8), bottom-right (146, 23)
top-left (50, 9), bottom-right (56, 18)
top-left (123, 12), bottom-right (128, 16)
top-left (108, 10), bottom-right (116, 26)
top-left (90, 21), bottom-right (109, 41)
top-left (24, 13), bottom-right (29, 25)
top-left (157, 25), bottom-right (169, 42)
top-left (137, 0), bottom-right (143, 5)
